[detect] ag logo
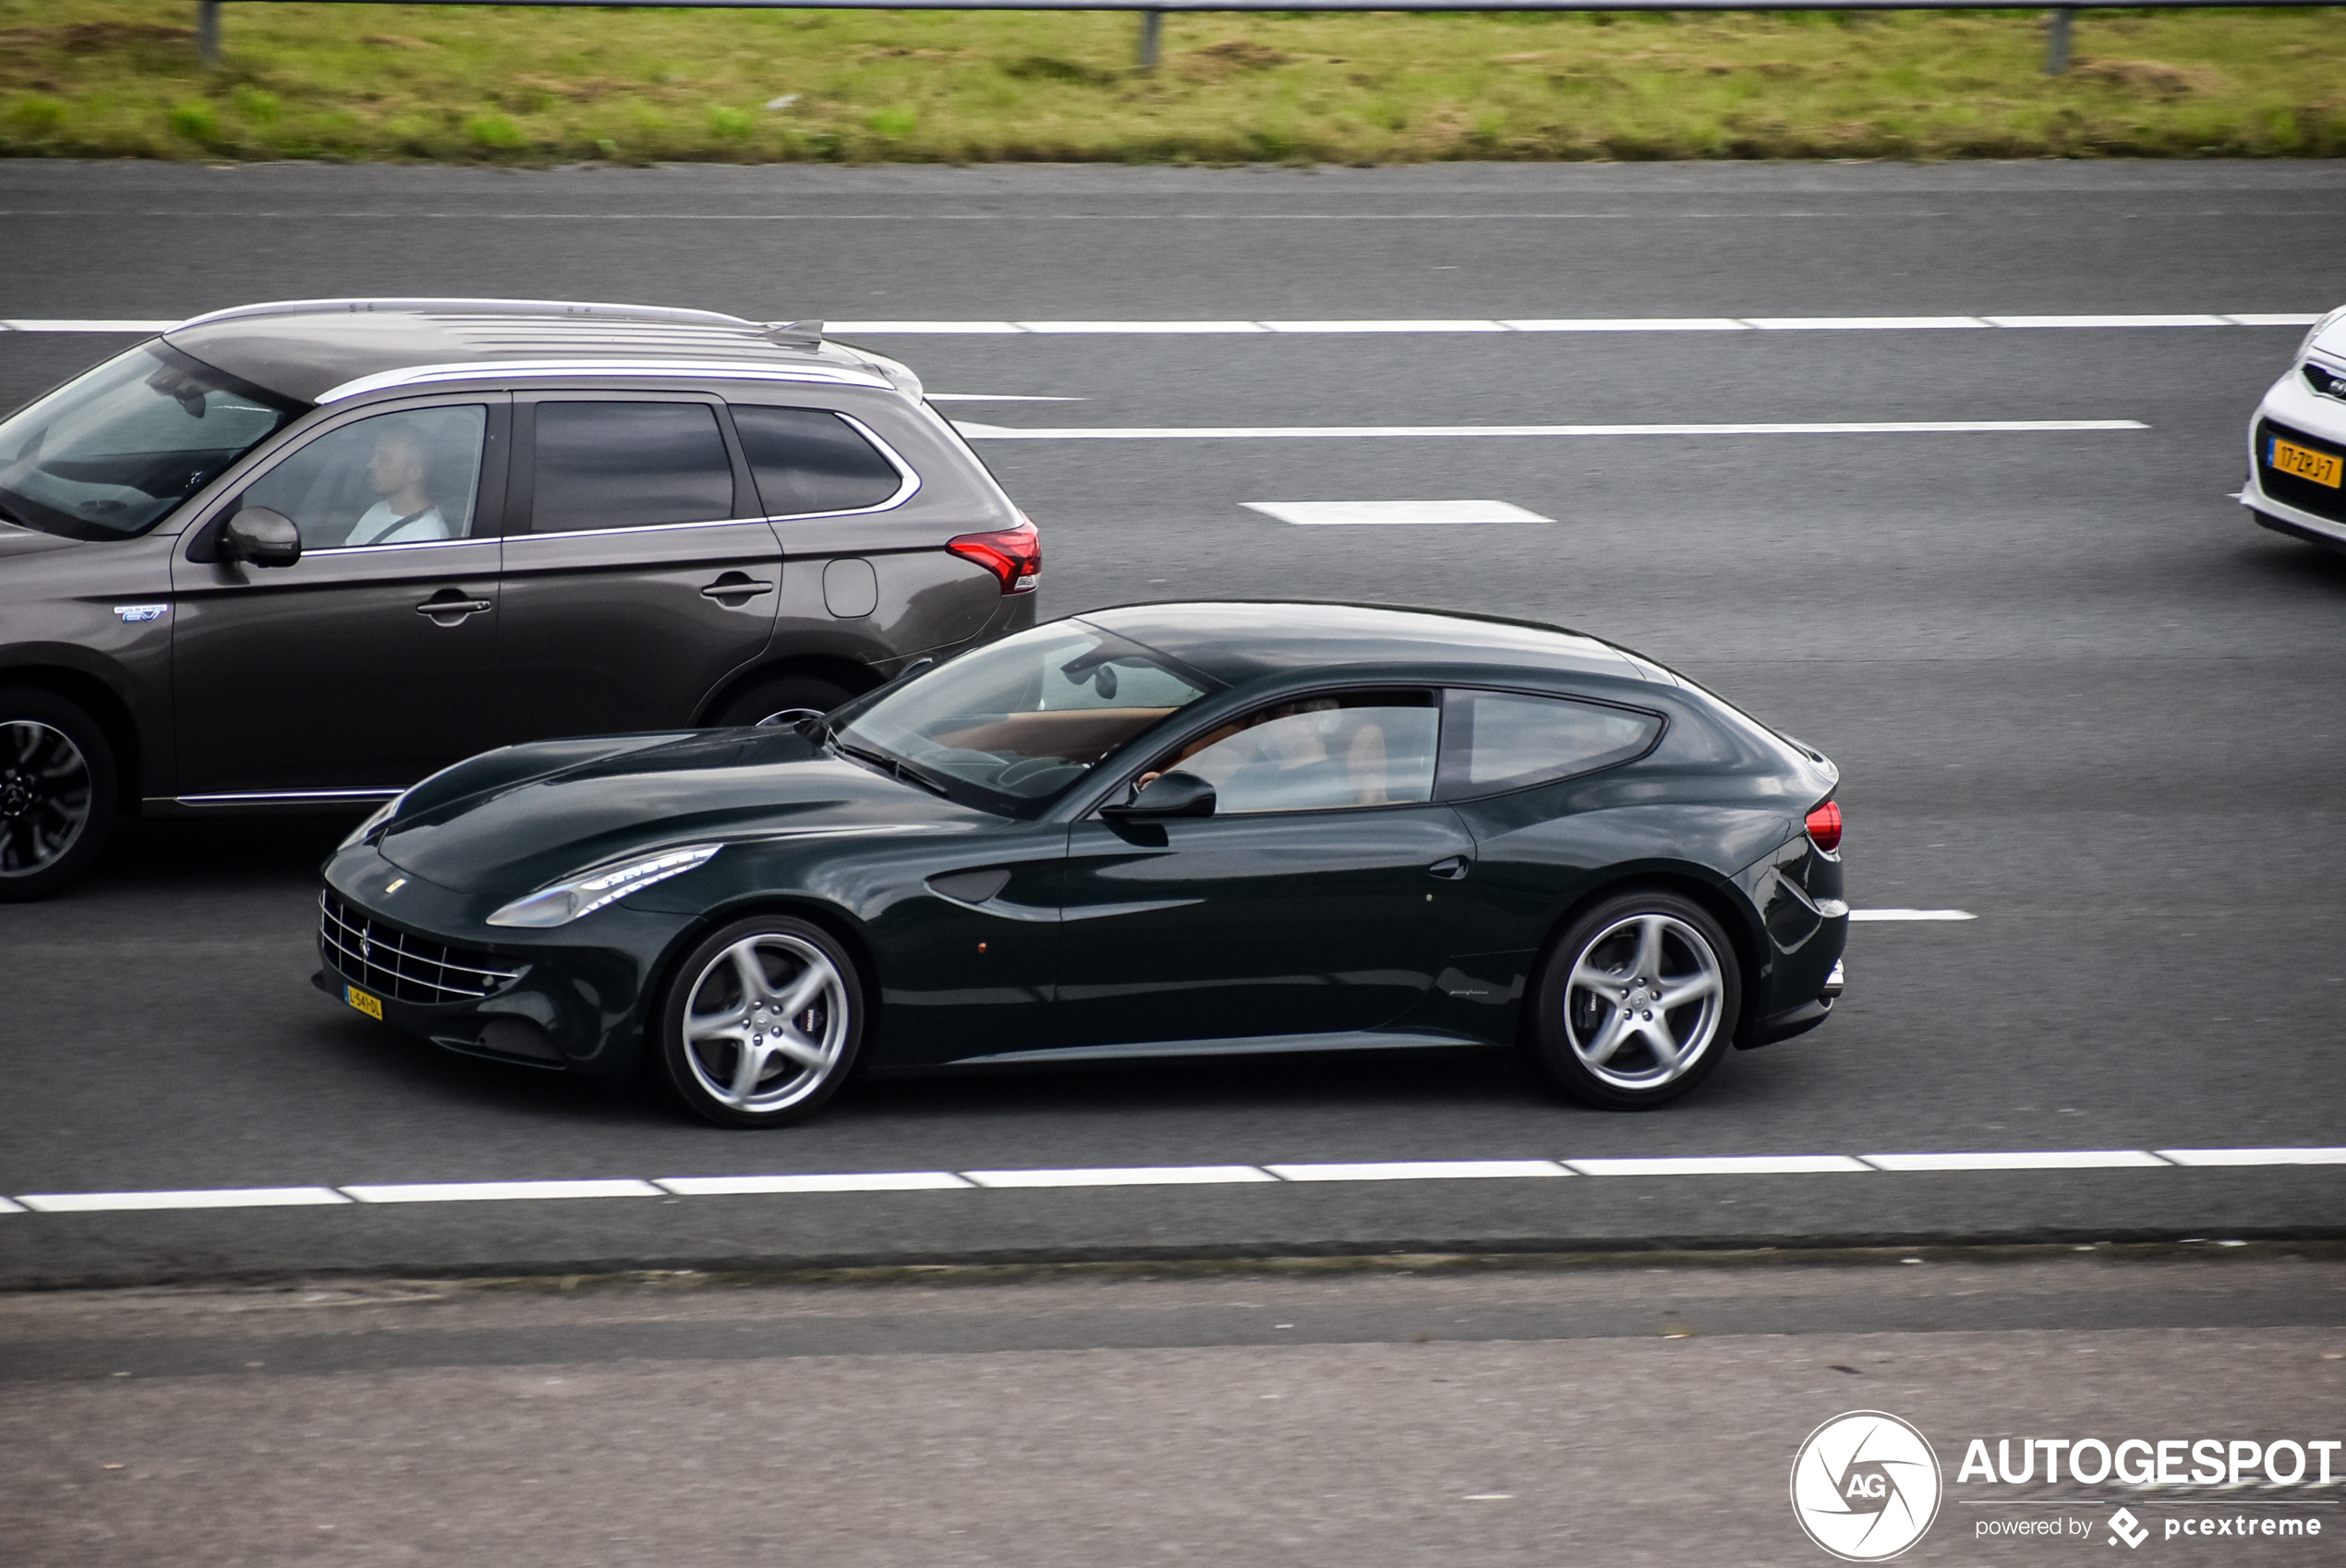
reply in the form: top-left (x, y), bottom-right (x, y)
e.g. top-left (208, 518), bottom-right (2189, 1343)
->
top-left (1790, 1411), bottom-right (1943, 1562)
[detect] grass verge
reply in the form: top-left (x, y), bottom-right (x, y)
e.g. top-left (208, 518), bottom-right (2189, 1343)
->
top-left (2, 2), bottom-right (2342, 163)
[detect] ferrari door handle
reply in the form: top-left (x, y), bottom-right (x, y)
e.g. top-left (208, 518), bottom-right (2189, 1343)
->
top-left (414, 592), bottom-right (490, 624)
top-left (1426, 855), bottom-right (1470, 881)
top-left (701, 572), bottom-right (775, 605)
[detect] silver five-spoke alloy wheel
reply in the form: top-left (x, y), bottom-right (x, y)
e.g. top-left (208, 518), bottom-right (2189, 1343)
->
top-left (675, 927), bottom-right (856, 1121)
top-left (0, 719), bottom-right (95, 881)
top-left (1561, 912), bottom-right (1726, 1091)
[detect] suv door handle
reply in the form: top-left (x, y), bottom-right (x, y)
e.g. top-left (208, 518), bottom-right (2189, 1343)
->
top-left (1427, 855), bottom-right (1470, 881)
top-left (702, 572), bottom-right (775, 606)
top-left (415, 591), bottom-right (491, 625)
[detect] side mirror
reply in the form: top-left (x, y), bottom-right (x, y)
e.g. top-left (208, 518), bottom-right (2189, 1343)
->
top-left (221, 506), bottom-right (302, 569)
top-left (1103, 770), bottom-right (1216, 820)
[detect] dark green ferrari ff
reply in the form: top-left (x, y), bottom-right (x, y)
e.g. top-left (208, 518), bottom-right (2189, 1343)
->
top-left (318, 602), bottom-right (1847, 1127)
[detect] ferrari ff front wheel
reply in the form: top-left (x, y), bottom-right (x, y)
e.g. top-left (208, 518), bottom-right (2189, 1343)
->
top-left (1530, 891), bottom-right (1739, 1110)
top-left (659, 915), bottom-right (865, 1128)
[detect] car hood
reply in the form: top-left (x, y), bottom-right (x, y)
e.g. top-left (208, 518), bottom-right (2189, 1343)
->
top-left (377, 728), bottom-right (998, 895)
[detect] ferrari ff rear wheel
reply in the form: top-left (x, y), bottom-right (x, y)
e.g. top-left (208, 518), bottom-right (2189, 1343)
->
top-left (1530, 891), bottom-right (1739, 1110)
top-left (659, 916), bottom-right (865, 1128)
top-left (0, 689), bottom-right (118, 903)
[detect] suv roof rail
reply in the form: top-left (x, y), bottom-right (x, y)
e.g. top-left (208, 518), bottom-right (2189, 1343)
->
top-left (173, 297), bottom-right (760, 332)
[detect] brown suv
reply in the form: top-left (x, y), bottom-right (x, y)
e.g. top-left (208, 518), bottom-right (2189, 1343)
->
top-left (0, 298), bottom-right (1040, 899)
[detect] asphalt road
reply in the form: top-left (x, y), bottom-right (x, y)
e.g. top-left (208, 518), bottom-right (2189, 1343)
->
top-left (3, 161), bottom-right (2345, 1285)
top-left (5, 1248), bottom-right (2343, 1567)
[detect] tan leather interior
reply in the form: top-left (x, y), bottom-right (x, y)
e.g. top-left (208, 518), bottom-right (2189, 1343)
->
top-left (931, 706), bottom-right (1178, 763)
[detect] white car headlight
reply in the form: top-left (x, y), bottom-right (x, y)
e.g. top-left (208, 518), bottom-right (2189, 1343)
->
top-left (487, 844), bottom-right (723, 929)
top-left (2296, 304), bottom-right (2346, 365)
top-left (342, 791), bottom-right (406, 849)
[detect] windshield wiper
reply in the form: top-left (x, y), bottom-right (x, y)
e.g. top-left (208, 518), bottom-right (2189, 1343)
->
top-left (833, 739), bottom-right (949, 797)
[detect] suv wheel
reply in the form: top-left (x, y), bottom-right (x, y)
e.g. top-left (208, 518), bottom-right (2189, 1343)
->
top-left (0, 688), bottom-right (120, 902)
top-left (709, 672), bottom-right (856, 730)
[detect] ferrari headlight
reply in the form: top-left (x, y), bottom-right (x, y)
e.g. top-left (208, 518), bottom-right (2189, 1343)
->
top-left (342, 791), bottom-right (405, 849)
top-left (486, 844), bottom-right (722, 928)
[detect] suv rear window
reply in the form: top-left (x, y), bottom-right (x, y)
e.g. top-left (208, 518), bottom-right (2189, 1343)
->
top-left (527, 402), bottom-right (735, 534)
top-left (731, 404), bottom-right (902, 516)
top-left (1438, 689), bottom-right (1661, 797)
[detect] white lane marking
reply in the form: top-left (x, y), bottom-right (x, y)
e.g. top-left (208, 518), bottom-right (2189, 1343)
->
top-left (17, 1187), bottom-right (352, 1212)
top-left (1860, 1151), bottom-right (2172, 1172)
top-left (13, 1148), bottom-right (2340, 1212)
top-left (3, 315), bottom-right (2316, 337)
top-left (340, 1179), bottom-right (662, 1203)
top-left (961, 1164), bottom-right (1277, 1188)
top-left (0, 319), bottom-right (181, 333)
top-left (925, 393), bottom-right (1083, 403)
top-left (1566, 1154), bottom-right (1871, 1176)
top-left (2155, 1147), bottom-right (2346, 1167)
top-left (0, 1197), bottom-right (20, 1213)
top-left (954, 420), bottom-right (2146, 441)
top-left (656, 1172), bottom-right (973, 1195)
top-left (1265, 1160), bottom-right (1570, 1181)
top-left (1244, 500), bottom-right (1552, 526)
top-left (1849, 909), bottom-right (1977, 922)
top-left (1982, 313), bottom-right (2232, 329)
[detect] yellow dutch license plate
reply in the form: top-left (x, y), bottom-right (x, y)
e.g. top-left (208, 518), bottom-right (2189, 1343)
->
top-left (2271, 436), bottom-right (2344, 488)
top-left (345, 984), bottom-right (383, 1020)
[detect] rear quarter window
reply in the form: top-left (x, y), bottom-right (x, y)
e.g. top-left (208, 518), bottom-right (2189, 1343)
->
top-left (730, 405), bottom-right (903, 516)
top-left (1437, 689), bottom-right (1662, 799)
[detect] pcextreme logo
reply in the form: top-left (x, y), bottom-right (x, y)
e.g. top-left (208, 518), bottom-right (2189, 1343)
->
top-left (1791, 1411), bottom-right (1945, 1562)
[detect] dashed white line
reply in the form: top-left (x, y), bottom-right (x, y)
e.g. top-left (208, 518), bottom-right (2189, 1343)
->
top-left (1849, 909), bottom-right (1977, 923)
top-left (656, 1171), bottom-right (972, 1195)
top-left (1265, 1160), bottom-right (1569, 1182)
top-left (961, 1164), bottom-right (1277, 1188)
top-left (339, 1179), bottom-right (663, 1203)
top-left (2156, 1148), bottom-right (2346, 1167)
top-left (17, 1187), bottom-right (352, 1212)
top-left (1566, 1155), bottom-right (1871, 1176)
top-left (1243, 500), bottom-right (1552, 526)
top-left (1860, 1151), bottom-right (2172, 1172)
top-left (952, 421), bottom-right (2146, 441)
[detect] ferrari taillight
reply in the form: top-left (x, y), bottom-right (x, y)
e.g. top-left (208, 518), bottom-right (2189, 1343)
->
top-left (948, 518), bottom-right (1041, 595)
top-left (1805, 800), bottom-right (1843, 854)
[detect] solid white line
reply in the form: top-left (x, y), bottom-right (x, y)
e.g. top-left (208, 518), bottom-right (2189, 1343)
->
top-left (960, 1165), bottom-right (1277, 1188)
top-left (339, 1179), bottom-right (662, 1203)
top-left (2154, 1148), bottom-right (2346, 1167)
top-left (1860, 1151), bottom-right (2173, 1172)
top-left (655, 1172), bottom-right (973, 1195)
top-left (4, 315), bottom-right (2317, 337)
top-left (1243, 500), bottom-right (1552, 526)
top-left (1849, 909), bottom-right (1978, 922)
top-left (953, 420), bottom-right (2146, 441)
top-left (16, 1187), bottom-right (352, 1212)
top-left (1264, 1160), bottom-right (1570, 1182)
top-left (1565, 1155), bottom-right (1871, 1176)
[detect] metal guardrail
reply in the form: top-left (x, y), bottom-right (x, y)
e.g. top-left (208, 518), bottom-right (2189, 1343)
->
top-left (192, 0), bottom-right (2335, 80)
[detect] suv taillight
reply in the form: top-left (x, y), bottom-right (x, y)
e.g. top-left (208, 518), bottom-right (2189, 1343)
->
top-left (1805, 800), bottom-right (1843, 854)
top-left (948, 519), bottom-right (1040, 595)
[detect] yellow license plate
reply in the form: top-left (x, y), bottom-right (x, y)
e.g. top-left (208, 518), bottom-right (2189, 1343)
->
top-left (2271, 436), bottom-right (2344, 488)
top-left (345, 984), bottom-right (383, 1020)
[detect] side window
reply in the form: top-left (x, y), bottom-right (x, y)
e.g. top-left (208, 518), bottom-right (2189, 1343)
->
top-left (731, 404), bottom-right (902, 516)
top-left (1156, 691), bottom-right (1438, 814)
top-left (528, 402), bottom-right (734, 534)
top-left (241, 404), bottom-right (487, 548)
top-left (1439, 690), bottom-right (1661, 798)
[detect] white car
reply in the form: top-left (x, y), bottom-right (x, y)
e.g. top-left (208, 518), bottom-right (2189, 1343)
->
top-left (2243, 304), bottom-right (2346, 551)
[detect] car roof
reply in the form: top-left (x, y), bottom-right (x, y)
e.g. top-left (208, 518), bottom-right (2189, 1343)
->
top-left (162, 298), bottom-right (901, 404)
top-left (1078, 601), bottom-right (1658, 687)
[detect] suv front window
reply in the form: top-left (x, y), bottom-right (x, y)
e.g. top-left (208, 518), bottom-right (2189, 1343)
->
top-left (0, 343), bottom-right (302, 541)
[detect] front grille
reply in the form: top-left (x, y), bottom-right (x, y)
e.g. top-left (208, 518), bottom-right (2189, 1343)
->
top-left (320, 890), bottom-right (519, 1005)
top-left (2256, 419), bottom-right (2346, 524)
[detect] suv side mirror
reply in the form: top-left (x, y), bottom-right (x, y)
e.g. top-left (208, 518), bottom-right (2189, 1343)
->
top-left (1103, 769), bottom-right (1216, 820)
top-left (221, 506), bottom-right (302, 569)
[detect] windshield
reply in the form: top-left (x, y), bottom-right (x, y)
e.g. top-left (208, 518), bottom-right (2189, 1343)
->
top-left (0, 343), bottom-right (304, 540)
top-left (836, 620), bottom-right (1220, 812)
